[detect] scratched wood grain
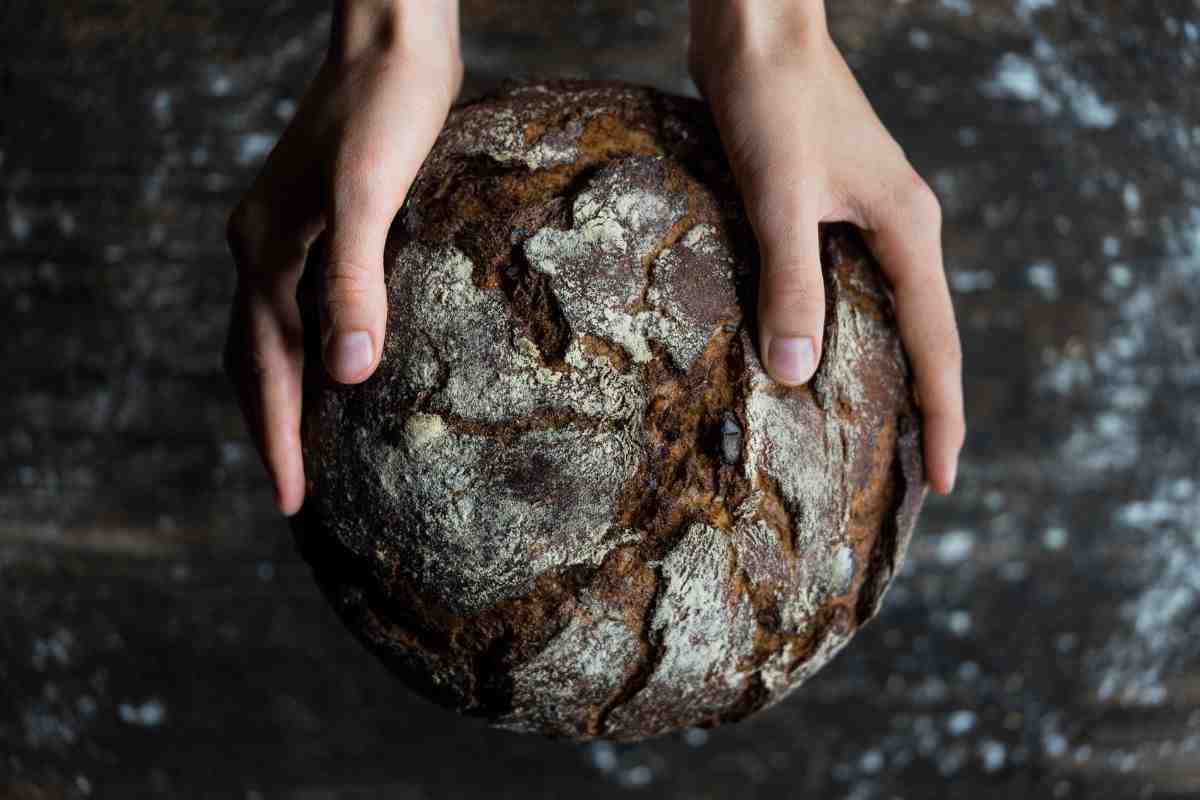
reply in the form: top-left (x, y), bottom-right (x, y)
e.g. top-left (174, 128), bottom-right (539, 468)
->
top-left (2, 1), bottom-right (1198, 798)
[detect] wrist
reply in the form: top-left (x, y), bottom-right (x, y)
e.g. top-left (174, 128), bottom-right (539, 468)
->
top-left (689, 0), bottom-right (829, 89)
top-left (331, 0), bottom-right (461, 66)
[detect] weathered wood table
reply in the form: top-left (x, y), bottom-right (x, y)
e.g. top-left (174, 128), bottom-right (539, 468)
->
top-left (2, 1), bottom-right (1197, 797)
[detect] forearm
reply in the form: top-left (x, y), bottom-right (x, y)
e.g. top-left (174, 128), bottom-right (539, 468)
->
top-left (331, 0), bottom-right (460, 64)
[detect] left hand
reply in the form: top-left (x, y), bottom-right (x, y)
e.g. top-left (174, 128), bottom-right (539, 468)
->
top-left (689, 0), bottom-right (966, 495)
top-left (223, 0), bottom-right (463, 515)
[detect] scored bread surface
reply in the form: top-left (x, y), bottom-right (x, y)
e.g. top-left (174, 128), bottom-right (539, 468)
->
top-left (293, 79), bottom-right (926, 741)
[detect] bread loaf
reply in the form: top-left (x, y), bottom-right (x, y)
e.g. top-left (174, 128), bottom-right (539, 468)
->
top-left (291, 79), bottom-right (927, 741)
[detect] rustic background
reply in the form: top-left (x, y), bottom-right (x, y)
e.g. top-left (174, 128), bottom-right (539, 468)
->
top-left (2, 1), bottom-right (1198, 797)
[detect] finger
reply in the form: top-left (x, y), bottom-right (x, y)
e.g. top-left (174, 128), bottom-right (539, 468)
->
top-left (225, 280), bottom-right (307, 515)
top-left (863, 174), bottom-right (965, 495)
top-left (321, 172), bottom-right (392, 385)
top-left (737, 161), bottom-right (826, 386)
top-left (322, 84), bottom-right (445, 384)
top-left (757, 218), bottom-right (826, 386)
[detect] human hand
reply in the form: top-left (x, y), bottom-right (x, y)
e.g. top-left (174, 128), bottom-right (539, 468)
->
top-left (224, 0), bottom-right (462, 514)
top-left (689, 0), bottom-right (965, 494)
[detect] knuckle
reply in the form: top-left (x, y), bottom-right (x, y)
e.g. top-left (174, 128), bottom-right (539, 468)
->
top-left (763, 258), bottom-right (819, 287)
top-left (898, 171), bottom-right (942, 225)
top-left (322, 263), bottom-right (378, 320)
top-left (324, 258), bottom-right (376, 291)
top-left (761, 268), bottom-right (823, 311)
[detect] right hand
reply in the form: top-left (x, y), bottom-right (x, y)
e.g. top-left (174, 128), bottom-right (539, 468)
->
top-left (224, 0), bottom-right (463, 515)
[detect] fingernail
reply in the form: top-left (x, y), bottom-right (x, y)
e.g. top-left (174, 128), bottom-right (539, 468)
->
top-left (769, 336), bottom-right (815, 384)
top-left (328, 330), bottom-right (374, 381)
top-left (947, 460), bottom-right (958, 494)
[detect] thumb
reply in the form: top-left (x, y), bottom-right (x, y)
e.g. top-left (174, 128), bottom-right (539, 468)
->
top-left (754, 208), bottom-right (826, 386)
top-left (320, 66), bottom-right (453, 385)
top-left (321, 153), bottom-right (406, 384)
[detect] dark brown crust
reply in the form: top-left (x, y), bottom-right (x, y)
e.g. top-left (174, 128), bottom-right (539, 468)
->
top-left (291, 79), bottom-right (925, 742)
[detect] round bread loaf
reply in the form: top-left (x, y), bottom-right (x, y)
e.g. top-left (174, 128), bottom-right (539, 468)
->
top-left (291, 79), bottom-right (927, 741)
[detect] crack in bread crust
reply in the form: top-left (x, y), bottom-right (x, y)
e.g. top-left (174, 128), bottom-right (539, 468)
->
top-left (292, 79), bottom-right (926, 742)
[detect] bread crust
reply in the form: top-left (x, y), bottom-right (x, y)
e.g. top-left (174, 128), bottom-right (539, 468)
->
top-left (291, 79), bottom-right (926, 741)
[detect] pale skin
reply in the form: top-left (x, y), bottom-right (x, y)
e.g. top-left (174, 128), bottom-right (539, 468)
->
top-left (225, 0), bottom-right (966, 516)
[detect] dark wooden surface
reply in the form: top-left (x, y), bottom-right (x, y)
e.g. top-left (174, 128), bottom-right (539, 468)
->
top-left (2, 1), bottom-right (1199, 797)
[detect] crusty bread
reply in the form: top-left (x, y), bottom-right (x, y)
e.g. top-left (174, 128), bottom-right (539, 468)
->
top-left (291, 79), bottom-right (926, 741)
